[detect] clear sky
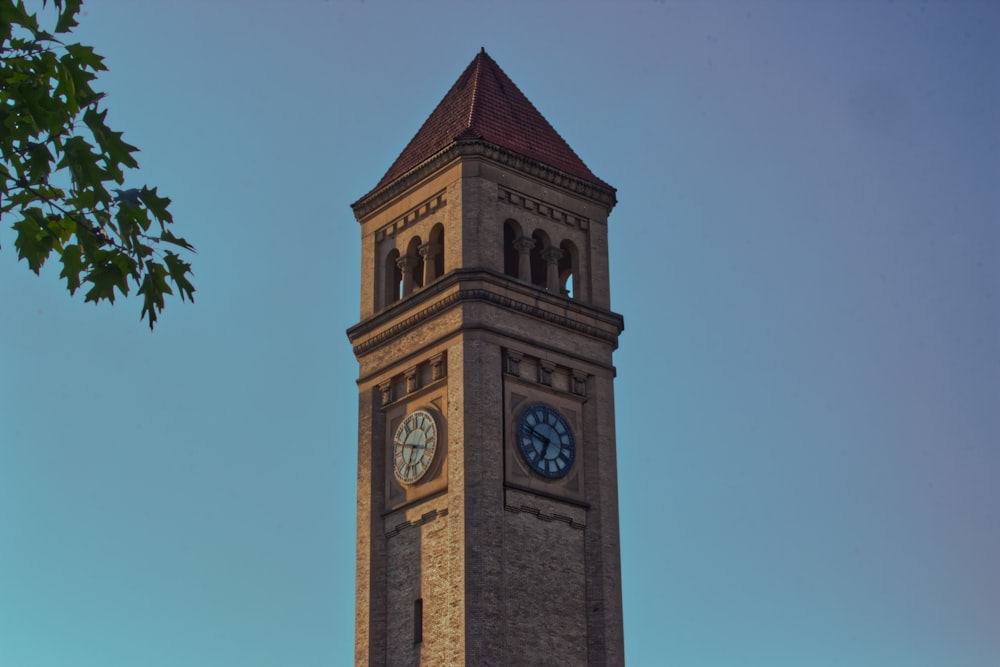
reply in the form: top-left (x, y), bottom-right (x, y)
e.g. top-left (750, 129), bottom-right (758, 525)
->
top-left (2, 1), bottom-right (998, 665)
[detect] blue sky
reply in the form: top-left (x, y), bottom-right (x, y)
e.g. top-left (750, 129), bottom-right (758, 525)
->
top-left (2, 1), bottom-right (998, 665)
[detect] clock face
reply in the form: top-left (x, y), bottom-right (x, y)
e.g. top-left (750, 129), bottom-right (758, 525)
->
top-left (517, 404), bottom-right (575, 479)
top-left (393, 409), bottom-right (438, 485)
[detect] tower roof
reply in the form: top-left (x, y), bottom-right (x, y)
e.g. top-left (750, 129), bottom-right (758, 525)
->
top-left (371, 49), bottom-right (611, 193)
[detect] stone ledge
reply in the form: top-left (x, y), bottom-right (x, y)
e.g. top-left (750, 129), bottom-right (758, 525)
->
top-left (384, 507), bottom-right (449, 539)
top-left (504, 503), bottom-right (585, 530)
top-left (348, 269), bottom-right (624, 358)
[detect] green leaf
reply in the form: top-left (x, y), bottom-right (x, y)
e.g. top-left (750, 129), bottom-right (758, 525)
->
top-left (163, 251), bottom-right (195, 303)
top-left (138, 262), bottom-right (172, 330)
top-left (84, 107), bottom-right (140, 170)
top-left (59, 243), bottom-right (84, 294)
top-left (45, 212), bottom-right (75, 250)
top-left (83, 253), bottom-right (130, 305)
top-left (54, 59), bottom-right (78, 114)
top-left (140, 187), bottom-right (173, 225)
top-left (54, 0), bottom-right (83, 34)
top-left (63, 43), bottom-right (105, 71)
top-left (160, 229), bottom-right (194, 251)
top-left (12, 208), bottom-right (54, 273)
top-left (57, 135), bottom-right (110, 195)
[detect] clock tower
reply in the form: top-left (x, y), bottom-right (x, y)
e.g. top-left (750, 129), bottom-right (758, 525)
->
top-left (348, 49), bottom-right (625, 666)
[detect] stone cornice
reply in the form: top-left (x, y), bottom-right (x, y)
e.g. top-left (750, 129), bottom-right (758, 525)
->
top-left (346, 269), bottom-right (624, 358)
top-left (351, 140), bottom-right (617, 221)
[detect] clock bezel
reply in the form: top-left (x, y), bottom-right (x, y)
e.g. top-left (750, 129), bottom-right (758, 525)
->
top-left (516, 403), bottom-right (576, 479)
top-left (392, 408), bottom-right (439, 485)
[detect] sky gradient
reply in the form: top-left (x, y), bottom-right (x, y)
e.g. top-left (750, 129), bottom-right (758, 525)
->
top-left (2, 1), bottom-right (998, 665)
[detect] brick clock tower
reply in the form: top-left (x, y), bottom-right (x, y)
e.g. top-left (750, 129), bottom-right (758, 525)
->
top-left (348, 49), bottom-right (625, 666)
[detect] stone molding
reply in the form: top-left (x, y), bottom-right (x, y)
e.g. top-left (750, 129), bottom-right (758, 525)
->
top-left (349, 279), bottom-right (624, 357)
top-left (352, 141), bottom-right (617, 220)
top-left (384, 507), bottom-right (449, 539)
top-left (504, 503), bottom-right (584, 530)
top-left (378, 353), bottom-right (448, 408)
top-left (505, 348), bottom-right (588, 400)
top-left (374, 190), bottom-right (447, 242)
top-left (498, 186), bottom-right (591, 230)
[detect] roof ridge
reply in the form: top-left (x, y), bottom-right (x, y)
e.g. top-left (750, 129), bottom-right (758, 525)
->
top-left (465, 50), bottom-right (483, 131)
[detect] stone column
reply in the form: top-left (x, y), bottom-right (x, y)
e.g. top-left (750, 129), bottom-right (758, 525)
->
top-left (541, 246), bottom-right (563, 292)
top-left (513, 236), bottom-right (535, 282)
top-left (397, 255), bottom-right (416, 297)
top-left (419, 242), bottom-right (438, 286)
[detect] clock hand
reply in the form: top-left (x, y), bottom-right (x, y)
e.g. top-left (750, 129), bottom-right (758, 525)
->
top-left (536, 430), bottom-right (550, 459)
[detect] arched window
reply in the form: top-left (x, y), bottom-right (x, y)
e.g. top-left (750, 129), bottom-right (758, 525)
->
top-left (529, 230), bottom-right (550, 288)
top-left (559, 239), bottom-right (578, 299)
top-left (503, 220), bottom-right (520, 278)
top-left (428, 223), bottom-right (445, 281)
top-left (385, 248), bottom-right (402, 306)
top-left (406, 236), bottom-right (424, 293)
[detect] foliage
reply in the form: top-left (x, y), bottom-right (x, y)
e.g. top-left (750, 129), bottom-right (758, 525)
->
top-left (1, 0), bottom-right (194, 329)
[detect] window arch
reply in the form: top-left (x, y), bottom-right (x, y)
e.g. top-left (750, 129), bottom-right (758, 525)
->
top-left (559, 239), bottom-right (578, 298)
top-left (405, 236), bottom-right (424, 293)
top-left (503, 219), bottom-right (522, 278)
top-left (529, 230), bottom-right (550, 288)
top-left (428, 223), bottom-right (445, 281)
top-left (385, 248), bottom-right (402, 307)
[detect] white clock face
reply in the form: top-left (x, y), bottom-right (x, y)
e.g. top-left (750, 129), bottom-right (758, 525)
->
top-left (393, 409), bottom-right (438, 485)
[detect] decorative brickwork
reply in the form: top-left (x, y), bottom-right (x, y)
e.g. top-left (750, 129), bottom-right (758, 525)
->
top-left (375, 190), bottom-right (447, 241)
top-left (498, 185), bottom-right (590, 230)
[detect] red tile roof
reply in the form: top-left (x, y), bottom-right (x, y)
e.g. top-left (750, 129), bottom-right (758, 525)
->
top-left (373, 49), bottom-right (610, 191)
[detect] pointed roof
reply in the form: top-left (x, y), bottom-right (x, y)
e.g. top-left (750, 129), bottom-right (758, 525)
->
top-left (371, 49), bottom-right (611, 193)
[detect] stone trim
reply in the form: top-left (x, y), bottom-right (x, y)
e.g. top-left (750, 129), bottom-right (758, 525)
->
top-left (503, 349), bottom-right (523, 377)
top-left (374, 190), bottom-right (447, 241)
top-left (504, 503), bottom-right (585, 530)
top-left (350, 286), bottom-right (622, 356)
top-left (352, 141), bottom-right (617, 219)
top-left (385, 508), bottom-right (449, 539)
top-left (377, 353), bottom-right (448, 409)
top-left (498, 186), bottom-right (591, 230)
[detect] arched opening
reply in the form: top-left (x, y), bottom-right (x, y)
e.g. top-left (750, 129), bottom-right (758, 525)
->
top-left (429, 223), bottom-right (445, 281)
top-left (529, 230), bottom-right (550, 288)
top-left (406, 236), bottom-right (424, 292)
top-left (385, 248), bottom-right (401, 307)
top-left (559, 239), bottom-right (578, 299)
top-left (503, 220), bottom-right (520, 278)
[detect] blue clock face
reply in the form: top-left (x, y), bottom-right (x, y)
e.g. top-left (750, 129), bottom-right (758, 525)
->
top-left (517, 404), bottom-right (575, 479)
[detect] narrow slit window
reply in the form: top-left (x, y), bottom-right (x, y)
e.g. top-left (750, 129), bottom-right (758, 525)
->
top-left (413, 598), bottom-right (423, 644)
